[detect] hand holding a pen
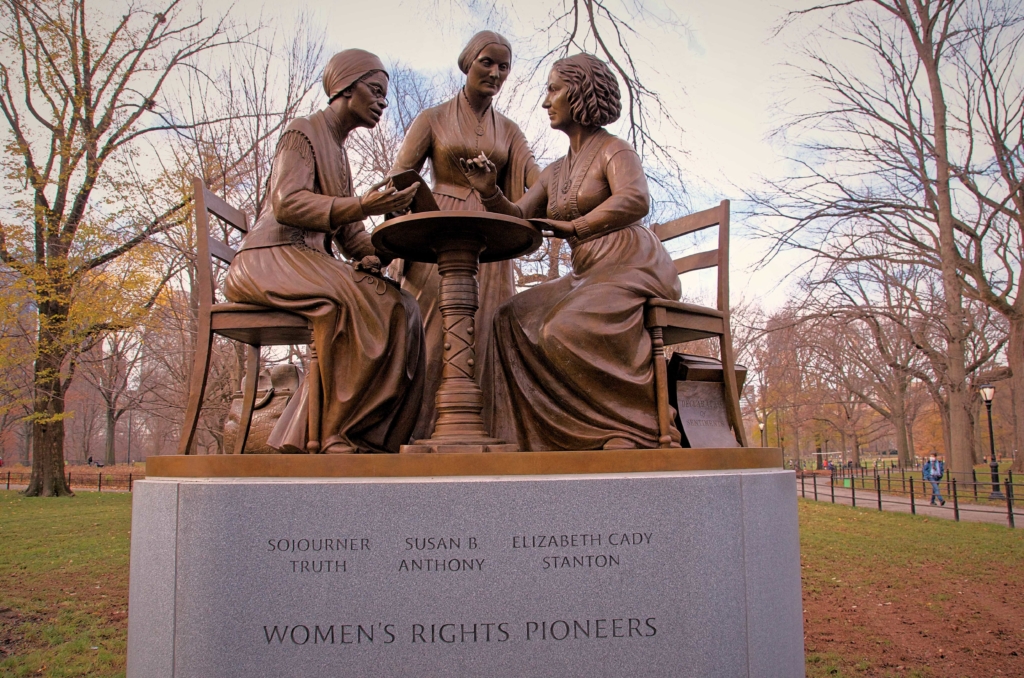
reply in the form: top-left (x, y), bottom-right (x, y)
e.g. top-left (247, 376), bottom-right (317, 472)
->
top-left (459, 153), bottom-right (499, 200)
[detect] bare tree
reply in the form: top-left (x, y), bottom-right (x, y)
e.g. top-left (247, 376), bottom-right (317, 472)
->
top-left (163, 12), bottom-right (324, 214)
top-left (130, 287), bottom-right (235, 455)
top-left (0, 0), bottom-right (241, 495)
top-left (759, 309), bottom-right (813, 467)
top-left (802, 293), bottom-right (922, 468)
top-left (78, 330), bottom-right (151, 465)
top-left (944, 3), bottom-right (1024, 470)
top-left (531, 0), bottom-right (691, 199)
top-left (64, 378), bottom-right (101, 463)
top-left (749, 0), bottom-right (1019, 477)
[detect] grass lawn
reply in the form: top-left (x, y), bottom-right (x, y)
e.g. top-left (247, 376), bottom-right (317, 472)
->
top-left (0, 491), bottom-right (130, 677)
top-left (1, 490), bottom-right (1022, 677)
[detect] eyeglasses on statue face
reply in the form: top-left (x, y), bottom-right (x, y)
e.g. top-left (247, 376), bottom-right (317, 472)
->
top-left (359, 79), bottom-right (388, 105)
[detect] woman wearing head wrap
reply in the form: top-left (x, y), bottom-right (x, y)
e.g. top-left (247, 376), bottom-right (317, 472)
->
top-left (226, 49), bottom-right (425, 454)
top-left (461, 53), bottom-right (682, 451)
top-left (390, 30), bottom-right (540, 441)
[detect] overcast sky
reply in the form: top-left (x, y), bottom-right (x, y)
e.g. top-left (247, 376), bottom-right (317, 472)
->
top-left (207, 0), bottom-right (816, 309)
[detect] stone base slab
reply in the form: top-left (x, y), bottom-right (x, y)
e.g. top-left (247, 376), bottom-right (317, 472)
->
top-left (144, 447), bottom-right (783, 478)
top-left (127, 468), bottom-right (803, 677)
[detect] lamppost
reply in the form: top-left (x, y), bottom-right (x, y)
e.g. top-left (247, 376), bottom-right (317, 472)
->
top-left (755, 408), bottom-right (766, 447)
top-left (979, 384), bottom-right (1005, 500)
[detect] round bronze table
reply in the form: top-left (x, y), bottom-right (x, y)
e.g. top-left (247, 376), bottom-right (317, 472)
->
top-left (372, 211), bottom-right (542, 453)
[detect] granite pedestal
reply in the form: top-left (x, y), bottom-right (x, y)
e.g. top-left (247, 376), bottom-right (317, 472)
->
top-left (127, 456), bottom-right (803, 677)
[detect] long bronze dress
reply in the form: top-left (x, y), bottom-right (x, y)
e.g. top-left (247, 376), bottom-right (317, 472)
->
top-left (390, 93), bottom-right (539, 439)
top-left (226, 108), bottom-right (425, 454)
top-left (487, 129), bottom-right (682, 450)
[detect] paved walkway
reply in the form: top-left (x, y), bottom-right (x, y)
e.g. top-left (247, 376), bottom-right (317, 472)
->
top-left (797, 474), bottom-right (1020, 528)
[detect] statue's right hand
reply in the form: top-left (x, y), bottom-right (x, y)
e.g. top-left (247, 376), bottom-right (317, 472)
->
top-left (459, 154), bottom-right (499, 198)
top-left (360, 179), bottom-right (419, 216)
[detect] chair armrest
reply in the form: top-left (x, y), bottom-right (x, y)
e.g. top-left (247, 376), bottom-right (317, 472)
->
top-left (212, 302), bottom-right (280, 313)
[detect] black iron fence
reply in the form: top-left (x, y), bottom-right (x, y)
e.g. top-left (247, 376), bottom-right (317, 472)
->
top-left (4, 471), bottom-right (137, 492)
top-left (798, 466), bottom-right (1020, 528)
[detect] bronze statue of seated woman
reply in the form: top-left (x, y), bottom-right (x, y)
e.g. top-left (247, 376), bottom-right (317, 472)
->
top-left (225, 49), bottom-right (425, 454)
top-left (462, 53), bottom-right (683, 451)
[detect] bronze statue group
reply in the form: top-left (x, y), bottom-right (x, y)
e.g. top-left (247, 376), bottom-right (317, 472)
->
top-left (226, 32), bottom-right (683, 455)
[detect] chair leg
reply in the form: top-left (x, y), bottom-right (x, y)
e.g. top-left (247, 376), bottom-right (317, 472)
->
top-left (650, 326), bottom-right (674, 448)
top-left (177, 315), bottom-right (214, 456)
top-left (306, 336), bottom-right (321, 454)
top-left (233, 345), bottom-right (260, 455)
top-left (720, 328), bottom-right (749, 447)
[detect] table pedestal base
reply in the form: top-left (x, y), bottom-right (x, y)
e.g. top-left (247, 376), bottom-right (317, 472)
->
top-left (404, 235), bottom-right (519, 454)
top-left (374, 213), bottom-right (543, 455)
top-left (401, 441), bottom-right (518, 454)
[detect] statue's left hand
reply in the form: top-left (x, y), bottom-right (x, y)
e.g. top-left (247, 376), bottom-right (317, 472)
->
top-left (360, 179), bottom-right (419, 216)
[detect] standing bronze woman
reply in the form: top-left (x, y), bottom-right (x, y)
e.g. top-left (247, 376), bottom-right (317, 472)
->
top-left (390, 30), bottom-right (540, 440)
top-left (226, 49), bottom-right (424, 454)
top-left (463, 53), bottom-right (683, 451)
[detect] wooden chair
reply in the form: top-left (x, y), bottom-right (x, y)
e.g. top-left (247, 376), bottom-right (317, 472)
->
top-left (645, 199), bottom-right (748, 448)
top-left (177, 177), bottom-right (322, 456)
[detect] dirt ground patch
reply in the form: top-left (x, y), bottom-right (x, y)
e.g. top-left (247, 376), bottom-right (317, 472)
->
top-left (0, 606), bottom-right (40, 661)
top-left (800, 500), bottom-right (1024, 677)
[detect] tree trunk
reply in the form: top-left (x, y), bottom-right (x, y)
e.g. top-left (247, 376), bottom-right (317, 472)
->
top-left (851, 432), bottom-right (861, 466)
top-left (793, 417), bottom-right (802, 469)
top-left (22, 419), bottom-right (32, 465)
top-left (916, 27), bottom-right (974, 481)
top-left (970, 399), bottom-right (985, 464)
top-left (942, 412), bottom-right (952, 463)
top-left (105, 407), bottom-right (117, 466)
top-left (891, 383), bottom-right (912, 468)
top-left (23, 335), bottom-right (72, 497)
top-left (893, 416), bottom-right (912, 469)
top-left (933, 176), bottom-right (974, 480)
top-left (906, 416), bottom-right (917, 465)
top-left (1009, 317), bottom-right (1024, 472)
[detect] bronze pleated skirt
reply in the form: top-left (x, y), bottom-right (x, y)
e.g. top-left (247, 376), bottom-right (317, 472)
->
top-left (226, 244), bottom-right (425, 453)
top-left (492, 224), bottom-right (682, 451)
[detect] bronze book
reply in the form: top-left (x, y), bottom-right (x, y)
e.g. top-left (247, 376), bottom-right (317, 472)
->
top-left (390, 169), bottom-right (439, 213)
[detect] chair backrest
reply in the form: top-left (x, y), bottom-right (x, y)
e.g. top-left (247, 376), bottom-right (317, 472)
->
top-left (651, 200), bottom-right (730, 314)
top-left (192, 176), bottom-right (248, 309)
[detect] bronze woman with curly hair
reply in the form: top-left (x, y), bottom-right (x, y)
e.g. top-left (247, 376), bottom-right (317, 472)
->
top-left (462, 53), bottom-right (682, 451)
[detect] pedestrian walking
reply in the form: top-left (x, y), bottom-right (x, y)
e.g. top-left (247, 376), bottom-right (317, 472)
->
top-left (923, 453), bottom-right (945, 506)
